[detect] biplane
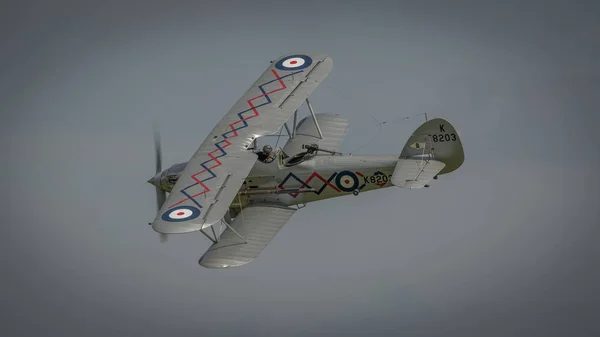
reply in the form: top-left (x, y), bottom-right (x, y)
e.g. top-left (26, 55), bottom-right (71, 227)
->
top-left (147, 53), bottom-right (465, 268)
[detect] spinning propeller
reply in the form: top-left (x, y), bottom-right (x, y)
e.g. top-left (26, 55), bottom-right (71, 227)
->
top-left (149, 126), bottom-right (168, 243)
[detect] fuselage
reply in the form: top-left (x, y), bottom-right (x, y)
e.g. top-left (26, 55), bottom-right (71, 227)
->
top-left (153, 152), bottom-right (398, 210)
top-left (240, 153), bottom-right (398, 206)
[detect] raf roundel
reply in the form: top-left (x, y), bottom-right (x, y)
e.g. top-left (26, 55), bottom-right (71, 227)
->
top-left (275, 55), bottom-right (313, 71)
top-left (161, 205), bottom-right (201, 222)
top-left (335, 170), bottom-right (359, 192)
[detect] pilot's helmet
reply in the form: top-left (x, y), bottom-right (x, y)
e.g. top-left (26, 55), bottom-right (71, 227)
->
top-left (262, 145), bottom-right (273, 154)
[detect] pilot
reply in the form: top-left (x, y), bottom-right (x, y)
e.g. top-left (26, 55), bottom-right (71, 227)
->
top-left (256, 145), bottom-right (274, 163)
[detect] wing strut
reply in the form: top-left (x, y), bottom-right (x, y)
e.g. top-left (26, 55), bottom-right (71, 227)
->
top-left (234, 192), bottom-right (248, 244)
top-left (223, 217), bottom-right (248, 244)
top-left (287, 99), bottom-right (325, 141)
top-left (199, 228), bottom-right (218, 244)
top-left (210, 225), bottom-right (219, 243)
top-left (306, 98), bottom-right (324, 139)
top-left (198, 194), bottom-right (250, 245)
top-left (292, 110), bottom-right (298, 139)
top-left (283, 123), bottom-right (292, 138)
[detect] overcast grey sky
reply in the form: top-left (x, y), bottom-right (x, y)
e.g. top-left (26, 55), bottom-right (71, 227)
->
top-left (2, 0), bottom-right (600, 336)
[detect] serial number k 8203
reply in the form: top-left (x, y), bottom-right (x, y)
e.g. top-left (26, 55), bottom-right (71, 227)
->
top-left (431, 133), bottom-right (457, 142)
top-left (363, 174), bottom-right (392, 184)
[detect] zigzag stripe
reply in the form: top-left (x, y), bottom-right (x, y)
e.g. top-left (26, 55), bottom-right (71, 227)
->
top-left (278, 172), bottom-right (341, 198)
top-left (168, 69), bottom-right (303, 209)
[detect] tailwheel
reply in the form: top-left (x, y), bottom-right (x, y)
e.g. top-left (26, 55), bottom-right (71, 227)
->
top-left (352, 190), bottom-right (360, 196)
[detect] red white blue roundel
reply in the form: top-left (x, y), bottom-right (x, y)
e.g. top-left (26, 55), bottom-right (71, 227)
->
top-left (275, 55), bottom-right (313, 71)
top-left (335, 170), bottom-right (359, 192)
top-left (161, 205), bottom-right (201, 222)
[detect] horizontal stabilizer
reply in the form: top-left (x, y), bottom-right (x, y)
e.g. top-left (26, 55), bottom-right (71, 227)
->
top-left (391, 159), bottom-right (445, 188)
top-left (199, 205), bottom-right (296, 269)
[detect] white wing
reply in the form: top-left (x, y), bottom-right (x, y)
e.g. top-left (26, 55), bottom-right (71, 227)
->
top-left (199, 204), bottom-right (296, 268)
top-left (152, 54), bottom-right (332, 234)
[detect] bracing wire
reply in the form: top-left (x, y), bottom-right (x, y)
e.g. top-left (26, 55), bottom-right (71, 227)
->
top-left (321, 81), bottom-right (431, 154)
top-left (349, 112), bottom-right (429, 154)
top-left (349, 116), bottom-right (386, 154)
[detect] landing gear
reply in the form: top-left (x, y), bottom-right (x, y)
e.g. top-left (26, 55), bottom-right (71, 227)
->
top-left (352, 189), bottom-right (360, 196)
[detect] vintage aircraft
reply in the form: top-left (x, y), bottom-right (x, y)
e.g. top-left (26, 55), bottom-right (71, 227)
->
top-left (147, 53), bottom-right (464, 269)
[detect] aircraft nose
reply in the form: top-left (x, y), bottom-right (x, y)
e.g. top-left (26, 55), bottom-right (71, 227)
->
top-left (147, 174), bottom-right (161, 188)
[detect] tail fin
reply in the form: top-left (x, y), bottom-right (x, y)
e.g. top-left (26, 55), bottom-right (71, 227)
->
top-left (400, 118), bottom-right (464, 175)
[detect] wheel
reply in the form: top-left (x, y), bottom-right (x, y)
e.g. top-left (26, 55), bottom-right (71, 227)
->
top-left (352, 190), bottom-right (360, 196)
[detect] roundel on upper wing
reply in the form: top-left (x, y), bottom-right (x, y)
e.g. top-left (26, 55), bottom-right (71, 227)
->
top-left (161, 205), bottom-right (201, 222)
top-left (335, 170), bottom-right (359, 192)
top-left (275, 55), bottom-right (313, 71)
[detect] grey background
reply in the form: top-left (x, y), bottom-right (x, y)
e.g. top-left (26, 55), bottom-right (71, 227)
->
top-left (2, 0), bottom-right (600, 336)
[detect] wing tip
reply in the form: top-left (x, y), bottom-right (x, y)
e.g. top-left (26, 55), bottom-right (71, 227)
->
top-left (151, 220), bottom-right (205, 234)
top-left (198, 257), bottom-right (253, 269)
top-left (271, 53), bottom-right (332, 68)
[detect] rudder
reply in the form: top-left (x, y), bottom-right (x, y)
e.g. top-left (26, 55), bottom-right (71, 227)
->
top-left (400, 118), bottom-right (464, 175)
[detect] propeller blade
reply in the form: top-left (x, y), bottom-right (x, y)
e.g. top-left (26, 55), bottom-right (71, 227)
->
top-left (159, 233), bottom-right (168, 243)
top-left (150, 124), bottom-right (168, 243)
top-left (153, 125), bottom-right (162, 174)
top-left (156, 187), bottom-right (166, 211)
top-left (153, 123), bottom-right (166, 211)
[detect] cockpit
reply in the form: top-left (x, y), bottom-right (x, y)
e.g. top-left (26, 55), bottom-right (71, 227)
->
top-left (253, 143), bottom-right (320, 167)
top-left (281, 144), bottom-right (319, 167)
top-left (255, 145), bottom-right (276, 163)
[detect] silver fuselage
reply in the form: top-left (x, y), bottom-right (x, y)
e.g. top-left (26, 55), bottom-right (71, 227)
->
top-left (154, 152), bottom-right (398, 210)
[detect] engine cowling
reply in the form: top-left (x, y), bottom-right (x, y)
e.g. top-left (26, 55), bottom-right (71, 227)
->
top-left (147, 162), bottom-right (187, 193)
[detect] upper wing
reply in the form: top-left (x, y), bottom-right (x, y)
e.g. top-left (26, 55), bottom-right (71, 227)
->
top-left (152, 54), bottom-right (332, 234)
top-left (282, 113), bottom-right (349, 155)
top-left (198, 204), bottom-right (296, 268)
